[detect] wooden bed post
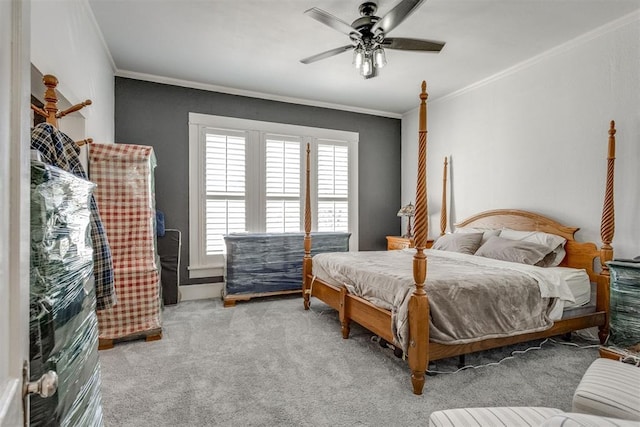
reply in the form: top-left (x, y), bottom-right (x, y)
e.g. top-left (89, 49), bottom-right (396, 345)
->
top-left (303, 143), bottom-right (312, 310)
top-left (597, 120), bottom-right (616, 343)
top-left (408, 81), bottom-right (430, 395)
top-left (440, 157), bottom-right (448, 236)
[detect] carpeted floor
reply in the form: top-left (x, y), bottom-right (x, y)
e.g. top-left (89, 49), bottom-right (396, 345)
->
top-left (98, 296), bottom-right (599, 426)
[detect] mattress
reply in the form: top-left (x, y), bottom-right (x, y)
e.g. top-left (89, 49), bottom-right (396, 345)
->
top-left (561, 282), bottom-right (597, 320)
top-left (562, 268), bottom-right (592, 307)
top-left (546, 266), bottom-right (592, 320)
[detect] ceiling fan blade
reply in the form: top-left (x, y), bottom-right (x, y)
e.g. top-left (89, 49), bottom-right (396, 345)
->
top-left (371, 0), bottom-right (425, 35)
top-left (383, 38), bottom-right (445, 52)
top-left (300, 45), bottom-right (355, 64)
top-left (304, 7), bottom-right (361, 37)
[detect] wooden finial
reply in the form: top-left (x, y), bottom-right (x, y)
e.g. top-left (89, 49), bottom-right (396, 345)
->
top-left (43, 74), bottom-right (58, 86)
top-left (608, 120), bottom-right (616, 158)
top-left (42, 74), bottom-right (60, 127)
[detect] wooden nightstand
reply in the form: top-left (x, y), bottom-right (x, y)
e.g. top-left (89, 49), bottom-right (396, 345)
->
top-left (386, 236), bottom-right (434, 250)
top-left (599, 346), bottom-right (640, 364)
top-left (387, 236), bottom-right (413, 250)
top-left (599, 346), bottom-right (627, 361)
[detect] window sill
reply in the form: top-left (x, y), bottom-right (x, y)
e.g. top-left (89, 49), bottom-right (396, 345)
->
top-left (188, 264), bottom-right (224, 279)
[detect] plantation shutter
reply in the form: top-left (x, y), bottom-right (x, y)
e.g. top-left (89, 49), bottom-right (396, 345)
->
top-left (265, 136), bottom-right (301, 232)
top-left (317, 142), bottom-right (349, 232)
top-left (205, 129), bottom-right (246, 254)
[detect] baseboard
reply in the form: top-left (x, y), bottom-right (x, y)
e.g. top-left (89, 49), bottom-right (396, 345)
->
top-left (179, 283), bottom-right (223, 301)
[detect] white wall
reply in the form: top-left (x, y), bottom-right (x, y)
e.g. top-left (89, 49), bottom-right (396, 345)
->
top-left (402, 12), bottom-right (640, 258)
top-left (31, 0), bottom-right (115, 143)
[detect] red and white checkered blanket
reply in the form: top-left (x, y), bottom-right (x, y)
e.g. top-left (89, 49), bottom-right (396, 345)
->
top-left (90, 143), bottom-right (161, 339)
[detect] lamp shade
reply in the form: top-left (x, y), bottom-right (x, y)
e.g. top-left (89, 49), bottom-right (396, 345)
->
top-left (361, 55), bottom-right (373, 77)
top-left (353, 46), bottom-right (364, 69)
top-left (373, 47), bottom-right (386, 68)
top-left (397, 202), bottom-right (415, 217)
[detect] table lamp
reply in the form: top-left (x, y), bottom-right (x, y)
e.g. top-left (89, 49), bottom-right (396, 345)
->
top-left (397, 202), bottom-right (415, 239)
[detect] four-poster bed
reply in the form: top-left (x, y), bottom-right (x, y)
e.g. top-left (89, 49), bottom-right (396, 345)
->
top-left (302, 81), bottom-right (616, 395)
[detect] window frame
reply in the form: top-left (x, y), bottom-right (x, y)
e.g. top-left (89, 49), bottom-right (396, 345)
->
top-left (188, 113), bottom-right (359, 279)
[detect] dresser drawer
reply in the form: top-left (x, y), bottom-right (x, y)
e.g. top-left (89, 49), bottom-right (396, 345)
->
top-left (386, 236), bottom-right (413, 250)
top-left (386, 236), bottom-right (434, 250)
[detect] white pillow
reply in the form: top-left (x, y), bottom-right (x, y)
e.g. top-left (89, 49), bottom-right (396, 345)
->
top-left (499, 229), bottom-right (567, 267)
top-left (454, 227), bottom-right (501, 245)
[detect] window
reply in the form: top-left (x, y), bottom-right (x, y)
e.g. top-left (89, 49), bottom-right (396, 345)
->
top-left (204, 130), bottom-right (246, 253)
top-left (188, 113), bottom-right (358, 278)
top-left (317, 142), bottom-right (349, 232)
top-left (265, 136), bottom-right (301, 233)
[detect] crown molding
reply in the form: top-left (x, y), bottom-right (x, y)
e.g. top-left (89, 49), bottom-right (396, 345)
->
top-left (114, 70), bottom-right (402, 119)
top-left (430, 9), bottom-right (640, 106)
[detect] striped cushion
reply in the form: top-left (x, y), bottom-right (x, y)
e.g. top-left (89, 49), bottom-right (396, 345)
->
top-left (540, 412), bottom-right (640, 426)
top-left (572, 358), bottom-right (640, 421)
top-left (428, 407), bottom-right (564, 427)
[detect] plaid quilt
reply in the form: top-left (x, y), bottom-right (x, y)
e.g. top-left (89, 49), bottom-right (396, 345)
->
top-left (31, 123), bottom-right (116, 310)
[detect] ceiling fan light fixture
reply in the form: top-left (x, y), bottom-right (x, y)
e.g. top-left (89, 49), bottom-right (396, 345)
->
top-left (302, 1), bottom-right (444, 79)
top-left (361, 54), bottom-right (373, 77)
top-left (353, 46), bottom-right (364, 69)
top-left (373, 46), bottom-right (386, 68)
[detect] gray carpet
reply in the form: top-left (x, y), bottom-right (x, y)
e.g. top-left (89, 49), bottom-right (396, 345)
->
top-left (98, 296), bottom-right (599, 426)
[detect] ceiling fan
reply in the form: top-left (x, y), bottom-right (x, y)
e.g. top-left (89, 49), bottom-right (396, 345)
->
top-left (300, 0), bottom-right (445, 79)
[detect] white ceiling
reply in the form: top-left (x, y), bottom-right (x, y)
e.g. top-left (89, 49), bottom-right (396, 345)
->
top-left (88, 0), bottom-right (640, 117)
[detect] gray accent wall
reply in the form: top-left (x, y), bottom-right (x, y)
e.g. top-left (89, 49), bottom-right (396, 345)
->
top-left (114, 77), bottom-right (401, 285)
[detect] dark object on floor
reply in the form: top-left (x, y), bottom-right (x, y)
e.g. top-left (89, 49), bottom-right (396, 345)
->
top-left (378, 337), bottom-right (405, 359)
top-left (458, 354), bottom-right (466, 369)
top-left (158, 229), bottom-right (181, 306)
top-left (426, 362), bottom-right (438, 376)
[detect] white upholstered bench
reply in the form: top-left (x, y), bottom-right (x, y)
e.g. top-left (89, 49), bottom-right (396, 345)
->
top-left (572, 358), bottom-right (640, 421)
top-left (428, 358), bottom-right (640, 427)
top-left (428, 408), bottom-right (639, 427)
top-left (427, 407), bottom-right (564, 427)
